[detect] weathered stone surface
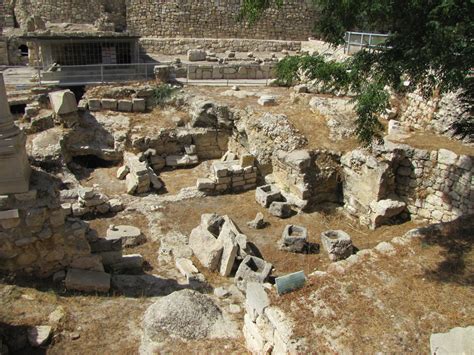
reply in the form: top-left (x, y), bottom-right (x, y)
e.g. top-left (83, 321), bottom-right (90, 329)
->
top-left (279, 225), bottom-right (308, 253)
top-left (247, 212), bottom-right (266, 229)
top-left (142, 289), bottom-right (237, 349)
top-left (235, 255), bottom-right (272, 290)
top-left (65, 268), bottom-right (110, 293)
top-left (101, 99), bottom-right (117, 111)
top-left (116, 165), bottom-right (129, 180)
top-left (109, 254), bottom-right (144, 273)
top-left (189, 225), bottom-right (223, 271)
top-left (187, 49), bottom-right (207, 62)
top-left (321, 230), bottom-right (353, 261)
top-left (430, 326), bottom-right (474, 355)
top-left (217, 222), bottom-right (239, 277)
top-left (49, 90), bottom-right (77, 115)
top-left (70, 255), bottom-right (104, 272)
top-left (132, 98), bottom-right (146, 113)
top-left (106, 225), bottom-right (145, 248)
top-left (175, 258), bottom-right (199, 281)
top-left (196, 178), bottom-right (215, 192)
top-left (258, 95), bottom-right (276, 106)
top-left (275, 271), bottom-right (306, 295)
top-left (269, 201), bottom-right (292, 218)
top-left (370, 199), bottom-right (406, 229)
top-left (255, 185), bottom-right (283, 208)
top-left (246, 282), bottom-right (270, 317)
top-left (118, 100), bottom-right (133, 112)
top-left (27, 325), bottom-right (52, 347)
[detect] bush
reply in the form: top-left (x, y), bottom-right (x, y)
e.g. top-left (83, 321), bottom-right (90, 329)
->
top-left (152, 84), bottom-right (177, 107)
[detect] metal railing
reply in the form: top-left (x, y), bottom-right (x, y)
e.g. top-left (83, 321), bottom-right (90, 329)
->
top-left (38, 62), bottom-right (160, 85)
top-left (344, 31), bottom-right (390, 54)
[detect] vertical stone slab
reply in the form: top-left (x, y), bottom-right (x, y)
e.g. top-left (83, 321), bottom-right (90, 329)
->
top-left (0, 73), bottom-right (31, 194)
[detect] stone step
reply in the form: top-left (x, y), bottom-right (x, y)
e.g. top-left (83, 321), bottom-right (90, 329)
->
top-left (65, 268), bottom-right (110, 293)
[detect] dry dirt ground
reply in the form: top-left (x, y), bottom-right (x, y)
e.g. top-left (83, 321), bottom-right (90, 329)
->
top-left (274, 229), bottom-right (474, 353)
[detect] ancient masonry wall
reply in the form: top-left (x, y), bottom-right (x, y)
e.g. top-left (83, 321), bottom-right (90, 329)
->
top-left (139, 38), bottom-right (302, 56)
top-left (127, 0), bottom-right (318, 40)
top-left (272, 149), bottom-right (342, 206)
top-left (188, 62), bottom-right (277, 80)
top-left (10, 0), bottom-right (126, 28)
top-left (342, 146), bottom-right (473, 225)
top-left (395, 147), bottom-right (473, 223)
top-left (0, 0), bottom-right (8, 65)
top-left (0, 173), bottom-right (92, 276)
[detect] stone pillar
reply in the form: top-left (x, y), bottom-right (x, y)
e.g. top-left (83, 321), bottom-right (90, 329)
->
top-left (0, 73), bottom-right (31, 194)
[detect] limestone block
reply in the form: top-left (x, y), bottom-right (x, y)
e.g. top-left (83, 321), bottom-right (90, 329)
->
top-left (175, 258), bottom-right (199, 282)
top-left (116, 165), bottom-right (129, 180)
top-left (187, 49), bottom-right (207, 61)
top-left (269, 201), bottom-right (292, 218)
top-left (438, 149), bottom-right (458, 165)
top-left (132, 98), bottom-right (146, 113)
top-left (89, 237), bottom-right (122, 253)
top-left (246, 282), bottom-right (270, 316)
top-left (430, 326), bottom-right (474, 355)
top-left (218, 227), bottom-right (239, 277)
top-left (255, 185), bottom-right (283, 208)
top-left (109, 254), bottom-right (144, 273)
top-left (118, 100), bottom-right (133, 112)
top-left (48, 90), bottom-right (77, 115)
top-left (321, 230), bottom-right (353, 261)
top-left (235, 255), bottom-right (272, 290)
top-left (101, 99), bottom-right (117, 111)
top-left (70, 255), bottom-right (104, 272)
top-left (88, 99), bottom-right (101, 111)
top-left (369, 199), bottom-right (406, 229)
top-left (196, 178), bottom-right (215, 192)
top-left (240, 154), bottom-right (255, 168)
top-left (106, 225), bottom-right (145, 248)
top-left (65, 268), bottom-right (110, 293)
top-left (258, 95), bottom-right (276, 106)
top-left (279, 225), bottom-right (308, 252)
top-left (189, 225), bottom-right (223, 271)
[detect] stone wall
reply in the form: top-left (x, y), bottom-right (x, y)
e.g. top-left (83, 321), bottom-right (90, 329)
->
top-left (188, 62), bottom-right (276, 80)
top-left (342, 144), bottom-right (473, 225)
top-left (140, 38), bottom-right (301, 56)
top-left (272, 149), bottom-right (342, 208)
top-left (127, 0), bottom-right (318, 40)
top-left (0, 170), bottom-right (92, 277)
top-left (10, 0), bottom-right (126, 29)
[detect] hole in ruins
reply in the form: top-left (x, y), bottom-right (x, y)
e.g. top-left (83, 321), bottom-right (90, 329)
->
top-left (71, 155), bottom-right (117, 169)
top-left (65, 85), bottom-right (86, 102)
top-left (9, 103), bottom-right (26, 115)
top-left (18, 44), bottom-right (29, 57)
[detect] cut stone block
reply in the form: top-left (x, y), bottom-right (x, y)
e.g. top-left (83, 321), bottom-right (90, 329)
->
top-left (321, 230), bottom-right (353, 261)
top-left (48, 90), bottom-right (77, 115)
top-left (101, 99), bottom-right (117, 111)
top-left (369, 199), bottom-right (406, 229)
top-left (255, 184), bottom-right (283, 208)
top-left (246, 282), bottom-right (270, 317)
top-left (65, 268), bottom-right (110, 293)
top-left (197, 178), bottom-right (215, 192)
top-left (117, 100), bottom-right (132, 112)
top-left (97, 251), bottom-right (123, 265)
top-left (88, 99), bottom-right (101, 111)
top-left (132, 98), bottom-right (146, 112)
top-left (89, 237), bottom-right (122, 253)
top-left (70, 255), bottom-right (104, 272)
top-left (269, 201), bottom-right (292, 218)
top-left (279, 225), bottom-right (308, 253)
top-left (258, 95), bottom-right (276, 106)
top-left (106, 225), bottom-right (145, 247)
top-left (240, 154), bottom-right (255, 168)
top-left (109, 254), bottom-right (144, 273)
top-left (217, 226), bottom-right (239, 277)
top-left (188, 49), bottom-right (207, 61)
top-left (235, 255), bottom-right (272, 290)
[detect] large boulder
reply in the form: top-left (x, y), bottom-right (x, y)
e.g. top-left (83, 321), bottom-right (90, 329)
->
top-left (141, 290), bottom-right (237, 352)
top-left (187, 49), bottom-right (207, 62)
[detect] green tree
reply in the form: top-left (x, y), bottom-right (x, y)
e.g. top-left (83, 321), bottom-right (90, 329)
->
top-left (240, 0), bottom-right (474, 145)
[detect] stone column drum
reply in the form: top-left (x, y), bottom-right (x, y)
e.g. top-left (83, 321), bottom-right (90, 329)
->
top-left (0, 73), bottom-right (30, 194)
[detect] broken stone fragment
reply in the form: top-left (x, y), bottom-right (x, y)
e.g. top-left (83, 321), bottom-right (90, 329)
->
top-left (268, 201), bottom-right (292, 218)
top-left (247, 212), bottom-right (266, 229)
top-left (279, 225), bottom-right (308, 253)
top-left (255, 184), bottom-right (283, 208)
top-left (116, 165), bottom-right (129, 180)
top-left (258, 95), bottom-right (276, 106)
top-left (235, 255), bottom-right (272, 290)
top-left (188, 225), bottom-right (223, 272)
top-left (27, 325), bottom-right (52, 347)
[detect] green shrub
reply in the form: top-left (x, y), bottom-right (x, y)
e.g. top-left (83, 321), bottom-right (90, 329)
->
top-left (152, 84), bottom-right (177, 107)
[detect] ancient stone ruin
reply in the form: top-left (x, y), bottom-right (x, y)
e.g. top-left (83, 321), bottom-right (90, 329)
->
top-left (0, 1), bottom-right (472, 354)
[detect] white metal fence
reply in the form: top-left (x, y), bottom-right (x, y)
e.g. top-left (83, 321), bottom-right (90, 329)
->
top-left (344, 31), bottom-right (390, 54)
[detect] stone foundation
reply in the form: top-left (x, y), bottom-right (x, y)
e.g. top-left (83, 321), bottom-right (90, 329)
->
top-left (188, 62), bottom-right (277, 80)
top-left (140, 37), bottom-right (301, 56)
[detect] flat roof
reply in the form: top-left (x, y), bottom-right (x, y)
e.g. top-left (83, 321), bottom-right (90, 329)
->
top-left (21, 31), bottom-right (139, 41)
